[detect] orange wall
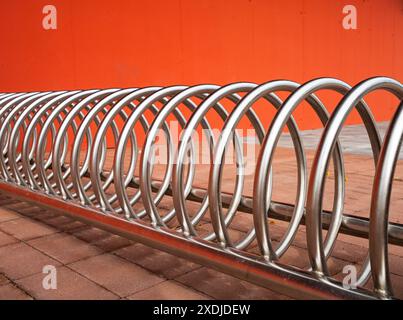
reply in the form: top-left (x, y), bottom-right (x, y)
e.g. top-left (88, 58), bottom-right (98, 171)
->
top-left (0, 0), bottom-right (402, 130)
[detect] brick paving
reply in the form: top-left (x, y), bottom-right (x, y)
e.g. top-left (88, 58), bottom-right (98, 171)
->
top-left (0, 199), bottom-right (288, 300)
top-left (0, 122), bottom-right (403, 299)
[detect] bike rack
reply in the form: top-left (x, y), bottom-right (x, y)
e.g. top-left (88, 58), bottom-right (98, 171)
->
top-left (0, 77), bottom-right (401, 299)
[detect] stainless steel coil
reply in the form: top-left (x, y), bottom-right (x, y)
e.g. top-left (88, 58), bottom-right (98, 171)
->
top-left (0, 77), bottom-right (402, 299)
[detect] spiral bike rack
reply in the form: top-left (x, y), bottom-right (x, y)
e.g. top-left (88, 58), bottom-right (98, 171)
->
top-left (0, 77), bottom-right (402, 299)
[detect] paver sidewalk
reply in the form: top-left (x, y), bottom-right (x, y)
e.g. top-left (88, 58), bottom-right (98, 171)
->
top-left (0, 199), bottom-right (289, 300)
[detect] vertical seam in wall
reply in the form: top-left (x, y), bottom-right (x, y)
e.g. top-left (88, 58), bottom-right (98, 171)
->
top-left (178, 0), bottom-right (185, 84)
top-left (69, 0), bottom-right (77, 88)
top-left (301, 0), bottom-right (306, 82)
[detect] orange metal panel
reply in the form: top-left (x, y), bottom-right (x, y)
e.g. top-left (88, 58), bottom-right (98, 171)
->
top-left (0, 0), bottom-right (401, 130)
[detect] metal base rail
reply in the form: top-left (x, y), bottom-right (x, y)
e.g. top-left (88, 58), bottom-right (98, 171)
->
top-left (129, 177), bottom-right (403, 246)
top-left (0, 77), bottom-right (402, 299)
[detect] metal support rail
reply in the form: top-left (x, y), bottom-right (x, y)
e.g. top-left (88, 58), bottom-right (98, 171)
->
top-left (0, 77), bottom-right (401, 299)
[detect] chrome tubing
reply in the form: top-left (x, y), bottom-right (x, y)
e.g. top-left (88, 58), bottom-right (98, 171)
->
top-left (0, 77), bottom-right (401, 299)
